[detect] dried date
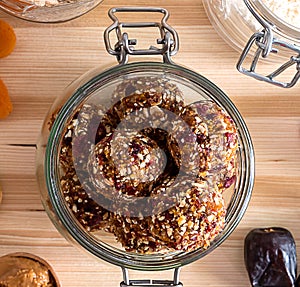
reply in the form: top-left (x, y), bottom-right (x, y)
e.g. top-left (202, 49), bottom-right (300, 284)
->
top-left (244, 227), bottom-right (297, 287)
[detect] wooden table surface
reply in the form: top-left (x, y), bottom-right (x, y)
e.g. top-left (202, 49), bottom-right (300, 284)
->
top-left (0, 0), bottom-right (300, 286)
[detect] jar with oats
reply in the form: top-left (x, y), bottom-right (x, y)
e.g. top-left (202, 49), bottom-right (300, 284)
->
top-left (36, 7), bottom-right (254, 286)
top-left (0, 0), bottom-right (103, 22)
top-left (203, 0), bottom-right (300, 88)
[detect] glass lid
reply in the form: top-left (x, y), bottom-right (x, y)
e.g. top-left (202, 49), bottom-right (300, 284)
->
top-left (43, 61), bottom-right (254, 270)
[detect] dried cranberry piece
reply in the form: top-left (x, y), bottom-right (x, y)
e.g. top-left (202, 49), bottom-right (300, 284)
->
top-left (244, 227), bottom-right (297, 287)
top-left (223, 175), bottom-right (236, 188)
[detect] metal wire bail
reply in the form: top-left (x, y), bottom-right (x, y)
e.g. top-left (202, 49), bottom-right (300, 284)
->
top-left (104, 7), bottom-right (179, 65)
top-left (236, 0), bottom-right (300, 88)
top-left (120, 267), bottom-right (183, 287)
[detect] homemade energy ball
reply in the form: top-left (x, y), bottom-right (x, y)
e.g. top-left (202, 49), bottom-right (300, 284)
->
top-left (53, 76), bottom-right (239, 254)
top-left (190, 101), bottom-right (238, 189)
top-left (88, 132), bottom-right (167, 198)
top-left (112, 180), bottom-right (226, 253)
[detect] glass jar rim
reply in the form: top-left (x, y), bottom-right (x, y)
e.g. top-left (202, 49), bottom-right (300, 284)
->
top-left (245, 0), bottom-right (300, 42)
top-left (0, 0), bottom-right (103, 23)
top-left (44, 61), bottom-right (255, 271)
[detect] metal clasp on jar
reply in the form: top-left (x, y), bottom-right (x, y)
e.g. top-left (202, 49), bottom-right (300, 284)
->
top-left (104, 7), bottom-right (179, 65)
top-left (237, 30), bottom-right (300, 88)
top-left (121, 267), bottom-right (183, 287)
top-left (236, 0), bottom-right (300, 88)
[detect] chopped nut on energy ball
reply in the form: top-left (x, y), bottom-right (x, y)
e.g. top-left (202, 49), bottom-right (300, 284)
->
top-left (88, 132), bottom-right (167, 198)
top-left (112, 180), bottom-right (226, 253)
top-left (190, 101), bottom-right (238, 189)
top-left (167, 105), bottom-right (210, 178)
top-left (111, 76), bottom-right (185, 115)
top-left (52, 77), bottom-right (238, 254)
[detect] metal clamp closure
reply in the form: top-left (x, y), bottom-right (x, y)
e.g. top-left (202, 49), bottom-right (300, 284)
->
top-left (237, 30), bottom-right (300, 88)
top-left (237, 0), bottom-right (300, 88)
top-left (120, 267), bottom-right (183, 287)
top-left (104, 7), bottom-right (179, 65)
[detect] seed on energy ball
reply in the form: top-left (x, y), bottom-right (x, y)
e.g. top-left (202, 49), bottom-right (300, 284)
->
top-left (107, 91), bottom-right (184, 132)
top-left (167, 105), bottom-right (210, 178)
top-left (112, 180), bottom-right (225, 254)
top-left (87, 132), bottom-right (167, 198)
top-left (56, 103), bottom-right (114, 232)
top-left (53, 80), bottom-right (234, 255)
top-left (59, 156), bottom-right (114, 232)
top-left (111, 76), bottom-right (185, 115)
top-left (245, 227), bottom-right (297, 287)
top-left (156, 181), bottom-right (225, 252)
top-left (189, 100), bottom-right (238, 189)
top-left (113, 133), bottom-right (166, 183)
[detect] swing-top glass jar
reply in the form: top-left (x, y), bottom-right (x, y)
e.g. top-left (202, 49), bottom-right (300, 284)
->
top-left (203, 0), bottom-right (300, 88)
top-left (36, 7), bottom-right (254, 286)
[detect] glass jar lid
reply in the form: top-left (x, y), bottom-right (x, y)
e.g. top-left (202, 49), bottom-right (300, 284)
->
top-left (39, 7), bottom-right (254, 271)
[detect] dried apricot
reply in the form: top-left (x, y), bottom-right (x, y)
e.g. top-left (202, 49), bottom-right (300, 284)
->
top-left (0, 79), bottom-right (13, 119)
top-left (0, 19), bottom-right (16, 58)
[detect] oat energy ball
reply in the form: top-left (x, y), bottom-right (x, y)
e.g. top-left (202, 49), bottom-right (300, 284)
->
top-left (113, 181), bottom-right (226, 253)
top-left (88, 132), bottom-right (167, 198)
top-left (54, 77), bottom-right (238, 254)
top-left (110, 76), bottom-right (185, 115)
top-left (190, 101), bottom-right (238, 189)
top-left (167, 105), bottom-right (209, 178)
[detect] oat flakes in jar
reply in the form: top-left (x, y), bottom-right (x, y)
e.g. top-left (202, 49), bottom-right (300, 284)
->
top-left (36, 7), bottom-right (254, 286)
top-left (0, 0), bottom-right (103, 22)
top-left (203, 0), bottom-right (300, 88)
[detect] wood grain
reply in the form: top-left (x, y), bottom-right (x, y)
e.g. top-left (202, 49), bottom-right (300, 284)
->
top-left (0, 0), bottom-right (300, 286)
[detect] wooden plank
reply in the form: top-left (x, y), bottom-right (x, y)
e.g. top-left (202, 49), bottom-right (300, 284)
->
top-left (0, 0), bottom-right (300, 286)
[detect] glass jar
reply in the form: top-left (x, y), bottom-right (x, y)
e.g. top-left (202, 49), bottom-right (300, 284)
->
top-left (203, 0), bottom-right (300, 88)
top-left (36, 7), bottom-right (255, 285)
top-left (0, 0), bottom-right (103, 23)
